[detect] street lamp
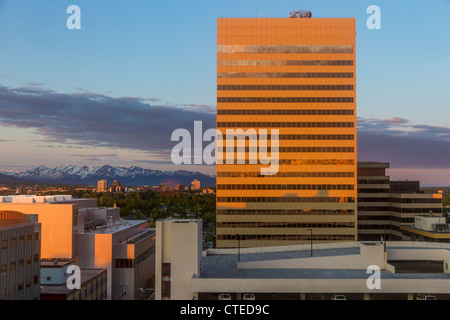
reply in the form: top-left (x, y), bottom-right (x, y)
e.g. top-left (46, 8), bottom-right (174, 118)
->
top-left (236, 234), bottom-right (241, 262)
top-left (307, 229), bottom-right (313, 257)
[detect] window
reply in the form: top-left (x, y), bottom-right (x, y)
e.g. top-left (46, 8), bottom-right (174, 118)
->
top-left (162, 263), bottom-right (171, 277)
top-left (162, 281), bottom-right (170, 299)
top-left (19, 259), bottom-right (24, 268)
top-left (11, 238), bottom-right (16, 248)
top-left (115, 259), bottom-right (134, 268)
top-left (10, 261), bottom-right (16, 272)
top-left (19, 235), bottom-right (24, 245)
top-left (1, 240), bottom-right (7, 250)
top-left (162, 263), bottom-right (171, 299)
top-left (1, 264), bottom-right (6, 276)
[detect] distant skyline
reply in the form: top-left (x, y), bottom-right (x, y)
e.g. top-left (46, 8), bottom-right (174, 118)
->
top-left (0, 0), bottom-right (449, 186)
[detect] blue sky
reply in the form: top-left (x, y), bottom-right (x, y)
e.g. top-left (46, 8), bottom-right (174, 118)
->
top-left (0, 0), bottom-right (449, 185)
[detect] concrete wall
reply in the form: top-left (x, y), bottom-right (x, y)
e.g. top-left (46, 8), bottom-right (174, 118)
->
top-left (191, 277), bottom-right (450, 295)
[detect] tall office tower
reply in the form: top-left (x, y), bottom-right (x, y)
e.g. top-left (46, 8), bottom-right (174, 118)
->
top-left (216, 16), bottom-right (357, 248)
top-left (98, 179), bottom-right (108, 193)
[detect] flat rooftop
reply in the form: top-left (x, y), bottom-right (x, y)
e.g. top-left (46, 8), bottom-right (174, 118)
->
top-left (200, 242), bottom-right (450, 281)
top-left (85, 219), bottom-right (149, 235)
top-left (40, 268), bottom-right (106, 296)
top-left (0, 195), bottom-right (95, 204)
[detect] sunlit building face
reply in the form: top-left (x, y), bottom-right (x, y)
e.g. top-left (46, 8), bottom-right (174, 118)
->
top-left (216, 17), bottom-right (357, 248)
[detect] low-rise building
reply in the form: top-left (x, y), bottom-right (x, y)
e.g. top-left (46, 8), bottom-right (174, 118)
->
top-left (77, 217), bottom-right (155, 300)
top-left (155, 218), bottom-right (450, 300)
top-left (0, 211), bottom-right (41, 300)
top-left (400, 215), bottom-right (450, 243)
top-left (0, 195), bottom-right (97, 261)
top-left (357, 162), bottom-right (442, 241)
top-left (39, 260), bottom-right (107, 300)
top-left (0, 195), bottom-right (155, 300)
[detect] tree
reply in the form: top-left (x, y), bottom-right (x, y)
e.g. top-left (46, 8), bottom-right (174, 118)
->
top-left (443, 195), bottom-right (450, 207)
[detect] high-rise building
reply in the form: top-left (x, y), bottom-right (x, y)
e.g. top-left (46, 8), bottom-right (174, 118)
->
top-left (98, 180), bottom-right (108, 193)
top-left (191, 179), bottom-right (201, 190)
top-left (216, 16), bottom-right (357, 248)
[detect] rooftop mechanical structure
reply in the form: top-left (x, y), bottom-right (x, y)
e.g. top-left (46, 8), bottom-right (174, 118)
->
top-left (289, 10), bottom-right (312, 18)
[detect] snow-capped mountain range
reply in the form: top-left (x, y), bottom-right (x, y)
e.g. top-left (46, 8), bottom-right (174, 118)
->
top-left (0, 165), bottom-right (216, 187)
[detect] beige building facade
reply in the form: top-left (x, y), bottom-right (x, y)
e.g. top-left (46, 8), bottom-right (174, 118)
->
top-left (154, 219), bottom-right (450, 300)
top-left (357, 162), bottom-right (442, 241)
top-left (155, 219), bottom-right (202, 300)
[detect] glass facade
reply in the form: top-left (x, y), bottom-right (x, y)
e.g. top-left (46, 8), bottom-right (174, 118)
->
top-left (218, 72), bottom-right (354, 79)
top-left (216, 17), bottom-right (357, 248)
top-left (218, 84), bottom-right (354, 90)
top-left (218, 60), bottom-right (353, 66)
top-left (217, 44), bottom-right (353, 54)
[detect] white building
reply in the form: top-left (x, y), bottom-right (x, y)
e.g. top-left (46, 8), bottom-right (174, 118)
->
top-left (155, 218), bottom-right (450, 300)
top-left (155, 219), bottom-right (202, 300)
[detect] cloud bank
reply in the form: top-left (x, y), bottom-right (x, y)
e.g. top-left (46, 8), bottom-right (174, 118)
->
top-left (0, 84), bottom-right (449, 170)
top-left (357, 117), bottom-right (450, 169)
top-left (0, 85), bottom-right (216, 163)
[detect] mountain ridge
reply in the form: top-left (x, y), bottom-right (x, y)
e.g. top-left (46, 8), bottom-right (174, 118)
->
top-left (0, 165), bottom-right (216, 187)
